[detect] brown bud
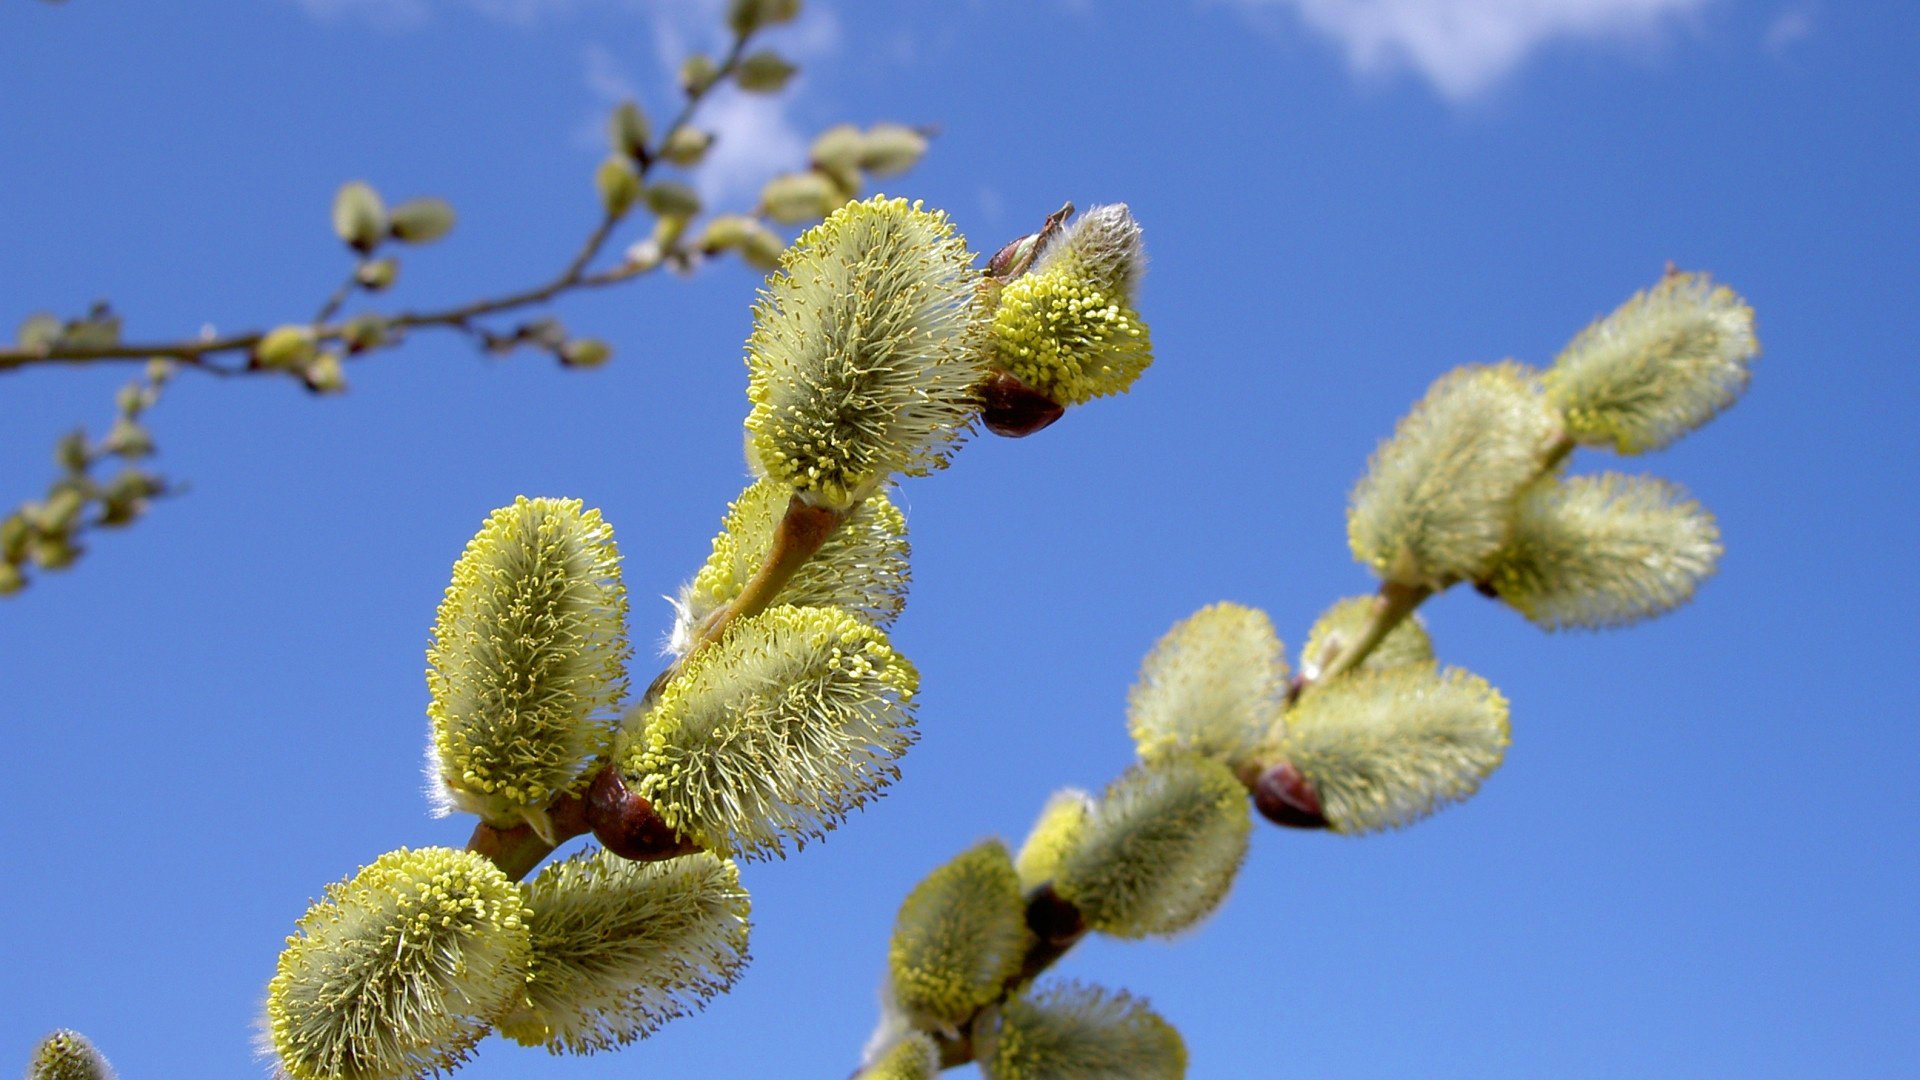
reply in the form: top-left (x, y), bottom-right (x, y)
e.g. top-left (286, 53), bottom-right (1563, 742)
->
top-left (1252, 762), bottom-right (1329, 830)
top-left (585, 767), bottom-right (699, 861)
top-left (1024, 883), bottom-right (1086, 946)
top-left (980, 370), bottom-right (1064, 438)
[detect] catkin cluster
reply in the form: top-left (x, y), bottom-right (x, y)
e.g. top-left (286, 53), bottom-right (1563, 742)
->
top-left (244, 192), bottom-right (1157, 1080)
top-left (857, 269), bottom-right (1755, 1077)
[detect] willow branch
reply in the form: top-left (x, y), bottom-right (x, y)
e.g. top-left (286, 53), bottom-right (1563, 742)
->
top-left (0, 29), bottom-right (757, 376)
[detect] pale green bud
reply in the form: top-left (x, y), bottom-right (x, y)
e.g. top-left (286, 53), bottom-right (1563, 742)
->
top-left (857, 123), bottom-right (929, 177)
top-left (0, 562), bottom-right (24, 595)
top-left (728, 0), bottom-right (801, 35)
top-left (810, 123), bottom-right (865, 172)
top-left (644, 180), bottom-right (702, 220)
top-left (856, 1033), bottom-right (939, 1080)
top-left (887, 840), bottom-right (1031, 1029)
top-left (36, 487), bottom-right (87, 533)
top-left (559, 338), bottom-right (613, 369)
top-left (1489, 473), bottom-right (1720, 630)
top-left (1128, 602), bottom-right (1287, 769)
top-left (596, 155), bottom-right (642, 218)
top-left (102, 416), bottom-right (153, 457)
top-left (1054, 755), bottom-right (1250, 939)
top-left (745, 196), bottom-right (983, 509)
top-left (1347, 362), bottom-right (1559, 588)
top-left (55, 429), bottom-right (89, 472)
top-left (760, 170), bottom-right (839, 224)
top-left (981, 982), bottom-right (1186, 1080)
top-left (1300, 595), bottom-right (1434, 680)
top-left (673, 476), bottom-right (909, 652)
top-left (341, 314), bottom-right (390, 353)
top-left (1281, 665), bottom-right (1509, 834)
top-left (697, 213), bottom-right (758, 252)
top-left (27, 1029), bottom-right (115, 1080)
top-left (680, 54), bottom-right (720, 96)
top-left (735, 50), bottom-right (798, 93)
top-left (619, 604), bottom-right (918, 860)
top-left (1545, 272), bottom-right (1757, 453)
top-left (427, 497), bottom-right (629, 832)
top-left (255, 324), bottom-right (318, 370)
top-left (387, 197), bottom-right (455, 244)
top-left (28, 533), bottom-right (79, 570)
top-left (608, 100), bottom-right (651, 160)
top-left (661, 126), bottom-right (715, 165)
top-left (0, 514), bottom-right (29, 563)
top-left (354, 257), bottom-right (399, 291)
top-left (1014, 788), bottom-right (1093, 893)
top-left (17, 311), bottom-right (62, 350)
top-left (303, 351), bottom-right (347, 394)
top-left (331, 180), bottom-right (387, 253)
top-left (501, 849), bottom-right (751, 1053)
top-left (264, 847), bottom-right (532, 1080)
top-left (738, 221), bottom-right (787, 270)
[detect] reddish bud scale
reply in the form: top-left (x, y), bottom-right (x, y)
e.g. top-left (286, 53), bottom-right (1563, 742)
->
top-left (586, 767), bottom-right (700, 860)
top-left (980, 371), bottom-right (1064, 438)
top-left (1253, 762), bottom-right (1330, 830)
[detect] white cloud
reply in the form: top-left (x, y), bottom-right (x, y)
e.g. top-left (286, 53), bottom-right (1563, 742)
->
top-left (1764, 7), bottom-right (1814, 53)
top-left (1230, 0), bottom-right (1712, 100)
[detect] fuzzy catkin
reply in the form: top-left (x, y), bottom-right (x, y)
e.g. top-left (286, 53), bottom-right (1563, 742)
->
top-left (1281, 666), bottom-right (1510, 834)
top-left (982, 981), bottom-right (1186, 1080)
top-left (1127, 602), bottom-right (1287, 769)
top-left (674, 477), bottom-right (909, 652)
top-left (1053, 755), bottom-right (1250, 939)
top-left (1545, 272), bottom-right (1757, 454)
top-left (745, 196), bottom-right (982, 509)
top-left (426, 497), bottom-right (628, 831)
top-left (1490, 473), bottom-right (1721, 630)
top-left (503, 850), bottom-right (751, 1053)
top-left (264, 848), bottom-right (532, 1080)
top-left (887, 840), bottom-right (1031, 1028)
top-left (619, 604), bottom-right (919, 860)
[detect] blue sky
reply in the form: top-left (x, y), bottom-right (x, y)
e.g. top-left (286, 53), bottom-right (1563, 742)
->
top-left (1, 1), bottom-right (1915, 1077)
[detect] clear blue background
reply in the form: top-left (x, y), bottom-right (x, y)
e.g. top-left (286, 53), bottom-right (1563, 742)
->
top-left (2, 2), bottom-right (1915, 1077)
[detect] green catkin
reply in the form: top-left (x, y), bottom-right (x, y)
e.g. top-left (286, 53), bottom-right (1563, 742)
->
top-left (1347, 362), bottom-right (1558, 588)
top-left (1544, 272), bottom-right (1758, 454)
top-left (1281, 666), bottom-right (1510, 834)
top-left (1300, 595), bottom-right (1435, 678)
top-left (745, 196), bottom-right (983, 509)
top-left (1489, 472), bottom-right (1721, 630)
top-left (426, 497), bottom-right (628, 835)
top-left (1053, 756), bottom-right (1250, 939)
top-left (887, 840), bottom-right (1031, 1029)
top-left (619, 604), bottom-right (919, 859)
top-left (1014, 788), bottom-right (1094, 893)
top-left (27, 1030), bottom-right (114, 1080)
top-left (264, 848), bottom-right (532, 1080)
top-left (502, 850), bottom-right (752, 1053)
top-left (856, 1032), bottom-right (940, 1080)
top-left (990, 204), bottom-right (1152, 405)
top-left (674, 476), bottom-right (909, 652)
top-left (982, 981), bottom-right (1186, 1080)
top-left (1127, 602), bottom-right (1287, 769)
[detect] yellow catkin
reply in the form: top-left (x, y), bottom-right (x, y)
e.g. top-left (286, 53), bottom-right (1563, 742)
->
top-left (745, 196), bottom-right (982, 509)
top-left (1282, 666), bottom-right (1510, 834)
top-left (1545, 272), bottom-right (1757, 454)
top-left (502, 850), bottom-right (751, 1053)
top-left (427, 497), bottom-right (628, 829)
top-left (1053, 755), bottom-right (1250, 939)
top-left (983, 981), bottom-right (1186, 1080)
top-left (1490, 472), bottom-right (1721, 630)
top-left (1347, 362), bottom-right (1559, 587)
top-left (619, 604), bottom-right (919, 859)
top-left (887, 840), bottom-right (1031, 1028)
top-left (1127, 602), bottom-right (1287, 769)
top-left (264, 847), bottom-right (532, 1080)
